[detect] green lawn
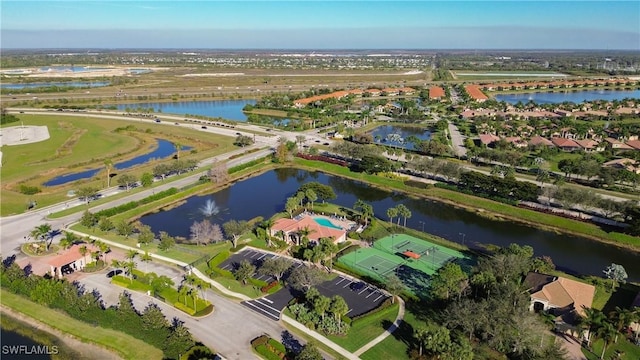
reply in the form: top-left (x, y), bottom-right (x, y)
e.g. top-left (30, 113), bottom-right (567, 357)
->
top-left (359, 307), bottom-right (422, 360)
top-left (0, 289), bottom-right (164, 360)
top-left (1, 113), bottom-right (236, 216)
top-left (583, 337), bottom-right (640, 360)
top-left (327, 302), bottom-right (400, 352)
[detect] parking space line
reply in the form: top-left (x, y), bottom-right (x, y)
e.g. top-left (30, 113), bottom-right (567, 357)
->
top-left (254, 299), bottom-right (282, 313)
top-left (358, 286), bottom-right (370, 295)
top-left (261, 297), bottom-right (273, 304)
top-left (249, 252), bottom-right (260, 258)
top-left (342, 281), bottom-right (353, 288)
top-left (257, 253), bottom-right (266, 260)
top-left (243, 301), bottom-right (280, 320)
top-left (373, 294), bottom-right (384, 302)
top-left (335, 278), bottom-right (346, 285)
top-left (366, 291), bottom-right (376, 298)
top-left (345, 309), bottom-right (353, 314)
top-left (221, 265), bottom-right (231, 270)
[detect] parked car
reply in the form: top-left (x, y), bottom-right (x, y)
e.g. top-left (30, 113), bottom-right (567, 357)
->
top-left (106, 269), bottom-right (123, 278)
top-left (201, 126), bottom-right (208, 129)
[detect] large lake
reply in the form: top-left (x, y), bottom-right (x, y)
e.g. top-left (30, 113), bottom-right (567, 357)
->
top-left (495, 89), bottom-right (640, 104)
top-left (115, 100), bottom-right (257, 121)
top-left (44, 139), bottom-right (188, 186)
top-left (139, 168), bottom-right (640, 281)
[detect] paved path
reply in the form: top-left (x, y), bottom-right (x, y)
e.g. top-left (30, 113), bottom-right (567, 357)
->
top-left (447, 120), bottom-right (467, 158)
top-left (353, 296), bottom-right (405, 356)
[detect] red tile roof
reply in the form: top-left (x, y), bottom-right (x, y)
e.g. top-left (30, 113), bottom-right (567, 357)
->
top-left (551, 137), bottom-right (580, 148)
top-left (48, 244), bottom-right (98, 268)
top-left (464, 85), bottom-right (488, 101)
top-left (429, 86), bottom-right (445, 99)
top-left (529, 136), bottom-right (554, 147)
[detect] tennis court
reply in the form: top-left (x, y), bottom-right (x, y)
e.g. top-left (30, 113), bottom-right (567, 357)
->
top-left (338, 248), bottom-right (407, 281)
top-left (374, 234), bottom-right (467, 273)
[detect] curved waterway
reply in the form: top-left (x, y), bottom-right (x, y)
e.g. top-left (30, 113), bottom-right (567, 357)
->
top-left (44, 139), bottom-right (189, 186)
top-left (139, 168), bottom-right (640, 280)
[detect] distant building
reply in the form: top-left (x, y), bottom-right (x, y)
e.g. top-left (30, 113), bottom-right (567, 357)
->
top-left (48, 243), bottom-right (99, 278)
top-left (429, 86), bottom-right (446, 100)
top-left (464, 85), bottom-right (488, 102)
top-left (270, 216), bottom-right (347, 244)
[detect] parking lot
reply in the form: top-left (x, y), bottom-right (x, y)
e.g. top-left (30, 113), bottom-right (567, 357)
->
top-left (222, 248), bottom-right (390, 321)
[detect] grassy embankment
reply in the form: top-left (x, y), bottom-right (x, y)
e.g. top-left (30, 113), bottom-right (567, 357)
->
top-left (327, 302), bottom-right (400, 352)
top-left (1, 114), bottom-right (235, 216)
top-left (292, 158), bottom-right (640, 251)
top-left (0, 289), bottom-right (164, 360)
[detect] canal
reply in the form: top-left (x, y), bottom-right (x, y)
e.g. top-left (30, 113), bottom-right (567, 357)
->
top-left (139, 168), bottom-right (640, 281)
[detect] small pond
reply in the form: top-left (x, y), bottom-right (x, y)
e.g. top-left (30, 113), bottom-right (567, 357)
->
top-left (44, 139), bottom-right (189, 186)
top-left (0, 328), bottom-right (52, 360)
top-left (495, 89), bottom-right (640, 104)
top-left (369, 125), bottom-right (431, 150)
top-left (114, 100), bottom-right (257, 121)
top-left (139, 168), bottom-right (640, 281)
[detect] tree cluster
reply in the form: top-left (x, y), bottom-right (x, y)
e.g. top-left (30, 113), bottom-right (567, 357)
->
top-left (458, 171), bottom-right (540, 202)
top-left (0, 257), bottom-right (195, 359)
top-left (288, 287), bottom-right (350, 336)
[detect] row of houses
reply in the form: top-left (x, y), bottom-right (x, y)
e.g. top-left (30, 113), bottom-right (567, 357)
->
top-left (480, 78), bottom-right (640, 92)
top-left (293, 87), bottom-right (416, 108)
top-left (480, 133), bottom-right (640, 152)
top-left (460, 106), bottom-right (639, 121)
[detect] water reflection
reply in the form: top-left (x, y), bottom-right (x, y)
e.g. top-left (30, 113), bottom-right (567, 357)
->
top-left (139, 168), bottom-right (640, 280)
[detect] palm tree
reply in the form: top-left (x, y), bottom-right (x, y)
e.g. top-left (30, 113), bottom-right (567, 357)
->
top-left (354, 200), bottom-right (373, 226)
top-left (608, 306), bottom-right (634, 343)
top-left (580, 307), bottom-right (607, 347)
top-left (79, 245), bottom-right (89, 262)
top-left (174, 141), bottom-right (182, 159)
top-left (141, 251), bottom-right (152, 273)
top-left (396, 204), bottom-right (412, 227)
top-left (31, 223), bottom-right (52, 249)
top-left (104, 159), bottom-right (113, 188)
top-left (178, 285), bottom-right (189, 306)
top-left (59, 231), bottom-right (77, 249)
top-left (595, 321), bottom-right (617, 359)
top-left (98, 241), bottom-right (110, 264)
top-left (386, 206), bottom-right (398, 225)
top-left (261, 219), bottom-right (275, 247)
top-left (297, 226), bottom-right (315, 246)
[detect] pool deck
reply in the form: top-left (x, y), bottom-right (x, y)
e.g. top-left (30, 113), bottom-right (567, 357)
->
top-left (306, 212), bottom-right (356, 231)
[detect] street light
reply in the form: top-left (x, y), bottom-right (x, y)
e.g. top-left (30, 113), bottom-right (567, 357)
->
top-left (459, 232), bottom-right (466, 245)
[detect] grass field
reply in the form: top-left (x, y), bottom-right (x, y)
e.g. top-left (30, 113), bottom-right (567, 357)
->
top-left (0, 113), bottom-right (236, 215)
top-left (0, 289), bottom-right (164, 360)
top-left (327, 302), bottom-right (400, 352)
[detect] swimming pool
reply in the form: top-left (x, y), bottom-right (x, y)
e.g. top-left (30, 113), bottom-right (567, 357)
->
top-left (314, 217), bottom-right (342, 230)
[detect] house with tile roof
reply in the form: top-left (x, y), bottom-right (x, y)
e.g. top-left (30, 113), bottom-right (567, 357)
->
top-left (48, 243), bottom-right (99, 278)
top-left (605, 138), bottom-right (634, 151)
top-left (551, 137), bottom-right (581, 152)
top-left (574, 139), bottom-right (604, 153)
top-left (429, 86), bottom-right (446, 100)
top-left (603, 158), bottom-right (639, 173)
top-left (626, 140), bottom-right (640, 150)
top-left (464, 85), bottom-right (488, 102)
top-left (270, 216), bottom-right (347, 245)
top-left (528, 135), bottom-right (554, 148)
top-left (524, 272), bottom-right (595, 319)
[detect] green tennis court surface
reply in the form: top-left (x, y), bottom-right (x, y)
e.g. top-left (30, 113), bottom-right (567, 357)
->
top-left (338, 234), bottom-right (470, 298)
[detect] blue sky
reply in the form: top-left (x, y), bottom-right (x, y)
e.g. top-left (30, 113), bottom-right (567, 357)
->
top-left (2, 1), bottom-right (639, 49)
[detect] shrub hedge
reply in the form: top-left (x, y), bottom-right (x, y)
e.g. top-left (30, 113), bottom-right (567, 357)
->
top-left (174, 301), bottom-right (196, 316)
top-left (94, 188), bottom-right (178, 218)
